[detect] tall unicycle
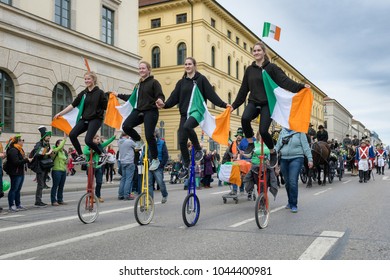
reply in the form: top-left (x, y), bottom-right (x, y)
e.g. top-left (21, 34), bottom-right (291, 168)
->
top-left (77, 152), bottom-right (100, 224)
top-left (134, 143), bottom-right (155, 225)
top-left (255, 139), bottom-right (270, 229)
top-left (182, 147), bottom-right (200, 227)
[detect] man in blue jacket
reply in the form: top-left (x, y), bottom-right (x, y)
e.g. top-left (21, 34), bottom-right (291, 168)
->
top-left (148, 128), bottom-right (169, 203)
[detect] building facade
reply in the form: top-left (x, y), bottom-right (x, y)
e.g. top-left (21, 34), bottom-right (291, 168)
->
top-left (0, 0), bottom-right (140, 151)
top-left (139, 0), bottom-right (327, 156)
top-left (324, 97), bottom-right (353, 142)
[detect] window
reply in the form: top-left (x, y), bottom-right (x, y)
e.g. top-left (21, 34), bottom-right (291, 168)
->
top-left (211, 46), bottom-right (215, 68)
top-left (151, 18), bottom-right (161, 28)
top-left (152, 46), bottom-right (161, 68)
top-left (250, 47), bottom-right (253, 53)
top-left (211, 18), bottom-right (216, 28)
top-left (0, 70), bottom-right (14, 132)
top-left (52, 83), bottom-right (72, 136)
top-left (236, 106), bottom-right (240, 116)
top-left (100, 123), bottom-right (115, 139)
top-left (236, 36), bottom-right (240, 44)
top-left (177, 42), bottom-right (187, 65)
top-left (209, 139), bottom-right (219, 153)
top-left (0, 0), bottom-right (12, 4)
top-left (243, 42), bottom-right (247, 50)
top-left (236, 61), bottom-right (239, 79)
top-left (101, 6), bottom-right (114, 45)
top-left (227, 56), bottom-right (231, 76)
top-left (55, 0), bottom-right (70, 28)
top-left (176, 13), bottom-right (187, 24)
top-left (227, 30), bottom-right (231, 39)
top-left (228, 92), bottom-right (231, 104)
top-left (211, 86), bottom-right (216, 109)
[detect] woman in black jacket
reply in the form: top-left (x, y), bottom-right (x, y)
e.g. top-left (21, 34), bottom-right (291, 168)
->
top-left (231, 42), bottom-right (309, 168)
top-left (157, 57), bottom-right (231, 179)
top-left (54, 71), bottom-right (108, 164)
top-left (112, 61), bottom-right (165, 171)
top-left (5, 135), bottom-right (31, 212)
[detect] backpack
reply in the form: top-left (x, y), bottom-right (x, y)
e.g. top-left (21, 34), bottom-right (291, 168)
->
top-left (2, 158), bottom-right (10, 175)
top-left (107, 153), bottom-right (116, 164)
top-left (27, 147), bottom-right (38, 172)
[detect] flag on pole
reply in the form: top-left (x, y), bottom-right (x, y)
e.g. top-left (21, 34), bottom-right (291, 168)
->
top-left (262, 70), bottom-right (313, 133)
top-left (262, 22), bottom-right (281, 41)
top-left (51, 95), bottom-right (86, 135)
top-left (104, 87), bottom-right (138, 130)
top-left (187, 85), bottom-right (230, 146)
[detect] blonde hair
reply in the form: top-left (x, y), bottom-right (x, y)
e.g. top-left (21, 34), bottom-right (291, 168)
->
top-left (253, 41), bottom-right (270, 62)
top-left (84, 71), bottom-right (98, 85)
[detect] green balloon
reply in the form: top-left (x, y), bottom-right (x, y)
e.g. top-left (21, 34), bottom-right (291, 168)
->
top-left (2, 180), bottom-right (10, 192)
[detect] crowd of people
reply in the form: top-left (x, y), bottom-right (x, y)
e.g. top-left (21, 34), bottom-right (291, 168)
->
top-left (1, 42), bottom-right (387, 215)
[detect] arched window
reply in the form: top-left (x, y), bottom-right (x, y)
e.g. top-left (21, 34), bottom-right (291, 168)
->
top-left (100, 122), bottom-right (115, 139)
top-left (211, 86), bottom-right (216, 109)
top-left (152, 46), bottom-right (161, 68)
top-left (0, 70), bottom-right (15, 132)
top-left (227, 56), bottom-right (231, 75)
top-left (211, 46), bottom-right (215, 67)
top-left (177, 42), bottom-right (187, 65)
top-left (228, 92), bottom-right (232, 104)
top-left (243, 65), bottom-right (247, 74)
top-left (236, 61), bottom-right (239, 79)
top-left (52, 82), bottom-right (73, 136)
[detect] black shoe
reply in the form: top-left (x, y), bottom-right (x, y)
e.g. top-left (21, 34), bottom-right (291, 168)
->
top-left (73, 155), bottom-right (86, 164)
top-left (194, 150), bottom-right (204, 161)
top-left (243, 143), bottom-right (255, 158)
top-left (34, 202), bottom-right (48, 208)
top-left (178, 167), bottom-right (189, 180)
top-left (269, 151), bottom-right (278, 168)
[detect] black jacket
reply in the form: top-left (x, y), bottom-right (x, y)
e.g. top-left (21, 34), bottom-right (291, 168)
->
top-left (6, 147), bottom-right (28, 176)
top-left (118, 76), bottom-right (165, 111)
top-left (232, 61), bottom-right (305, 109)
top-left (71, 86), bottom-right (108, 120)
top-left (29, 140), bottom-right (52, 173)
top-left (164, 72), bottom-right (227, 116)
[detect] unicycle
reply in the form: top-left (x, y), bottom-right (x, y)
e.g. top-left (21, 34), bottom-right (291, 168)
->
top-left (134, 143), bottom-right (155, 225)
top-left (182, 147), bottom-right (200, 227)
top-left (255, 139), bottom-right (270, 229)
top-left (77, 152), bottom-right (99, 224)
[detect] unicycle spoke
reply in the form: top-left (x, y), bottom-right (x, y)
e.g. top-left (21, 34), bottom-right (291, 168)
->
top-left (77, 192), bottom-right (99, 224)
top-left (134, 192), bottom-right (155, 225)
top-left (182, 193), bottom-right (200, 227)
top-left (255, 193), bottom-right (269, 229)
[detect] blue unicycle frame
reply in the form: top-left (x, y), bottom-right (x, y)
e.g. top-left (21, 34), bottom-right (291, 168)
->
top-left (181, 147), bottom-right (200, 227)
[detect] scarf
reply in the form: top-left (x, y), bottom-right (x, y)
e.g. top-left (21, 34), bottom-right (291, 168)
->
top-left (13, 143), bottom-right (25, 157)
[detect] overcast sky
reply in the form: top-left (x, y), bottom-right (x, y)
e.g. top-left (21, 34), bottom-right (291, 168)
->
top-left (217, 0), bottom-right (390, 145)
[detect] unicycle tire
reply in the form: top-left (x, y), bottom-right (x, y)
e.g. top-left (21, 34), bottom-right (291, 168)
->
top-left (182, 193), bottom-right (200, 227)
top-left (77, 192), bottom-right (99, 224)
top-left (134, 192), bottom-right (155, 225)
top-left (255, 193), bottom-right (269, 229)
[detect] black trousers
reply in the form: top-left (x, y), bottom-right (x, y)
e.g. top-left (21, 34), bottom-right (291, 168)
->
top-left (122, 109), bottom-right (158, 159)
top-left (241, 102), bottom-right (274, 150)
top-left (178, 116), bottom-right (201, 168)
top-left (69, 118), bottom-right (103, 156)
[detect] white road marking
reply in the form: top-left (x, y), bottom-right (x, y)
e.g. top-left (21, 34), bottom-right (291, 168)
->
top-left (314, 188), bottom-right (332, 196)
top-left (298, 231), bottom-right (345, 260)
top-left (382, 176), bottom-right (390, 180)
top-left (0, 223), bottom-right (139, 259)
top-left (211, 190), bottom-right (230, 195)
top-left (342, 179), bottom-right (352, 184)
top-left (229, 205), bottom-right (286, 227)
top-left (0, 214), bottom-right (24, 219)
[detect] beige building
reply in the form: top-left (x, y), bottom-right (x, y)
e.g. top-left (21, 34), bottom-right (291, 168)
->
top-left (139, 0), bottom-right (326, 156)
top-left (324, 97), bottom-right (353, 141)
top-left (0, 0), bottom-right (140, 151)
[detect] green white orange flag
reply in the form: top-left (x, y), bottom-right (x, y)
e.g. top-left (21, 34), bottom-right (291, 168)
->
top-left (104, 88), bottom-right (138, 130)
top-left (262, 70), bottom-right (313, 133)
top-left (188, 84), bottom-right (230, 146)
top-left (51, 95), bottom-right (85, 135)
top-left (218, 162), bottom-right (241, 186)
top-left (262, 22), bottom-right (281, 41)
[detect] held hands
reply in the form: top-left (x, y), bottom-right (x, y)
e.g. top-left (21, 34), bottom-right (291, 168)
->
top-left (156, 98), bottom-right (165, 109)
top-left (111, 91), bottom-right (119, 97)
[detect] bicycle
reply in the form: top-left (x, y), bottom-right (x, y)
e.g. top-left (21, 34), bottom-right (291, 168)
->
top-left (134, 143), bottom-right (155, 225)
top-left (255, 139), bottom-right (270, 229)
top-left (182, 147), bottom-right (200, 227)
top-left (77, 151), bottom-right (99, 224)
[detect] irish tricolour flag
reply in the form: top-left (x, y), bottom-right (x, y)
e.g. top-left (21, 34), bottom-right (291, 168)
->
top-left (104, 88), bottom-right (138, 130)
top-left (262, 22), bottom-right (281, 41)
top-left (188, 85), bottom-right (230, 146)
top-left (218, 162), bottom-right (242, 186)
top-left (51, 95), bottom-right (85, 135)
top-left (263, 70), bottom-right (313, 133)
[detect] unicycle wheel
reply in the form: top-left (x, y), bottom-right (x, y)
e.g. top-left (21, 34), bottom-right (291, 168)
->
top-left (77, 192), bottom-right (99, 224)
top-left (134, 192), bottom-right (155, 225)
top-left (255, 193), bottom-right (269, 229)
top-left (182, 193), bottom-right (200, 227)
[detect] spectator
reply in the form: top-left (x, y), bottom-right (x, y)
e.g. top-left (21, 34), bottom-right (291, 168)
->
top-left (117, 133), bottom-right (136, 200)
top-left (51, 136), bottom-right (68, 206)
top-left (105, 144), bottom-right (116, 184)
top-left (202, 149), bottom-right (215, 188)
top-left (316, 125), bottom-right (328, 142)
top-left (67, 147), bottom-right (77, 176)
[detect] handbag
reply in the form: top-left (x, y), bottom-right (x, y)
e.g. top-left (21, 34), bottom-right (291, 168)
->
top-left (40, 158), bottom-right (54, 170)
